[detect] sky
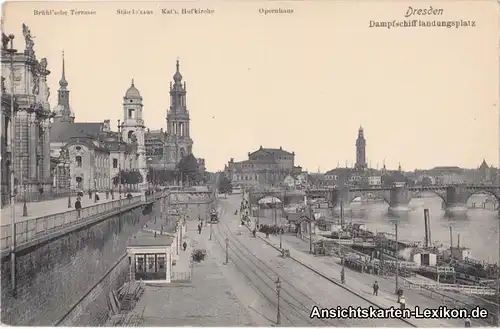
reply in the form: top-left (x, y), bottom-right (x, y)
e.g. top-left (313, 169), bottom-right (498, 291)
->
top-left (2, 0), bottom-right (499, 172)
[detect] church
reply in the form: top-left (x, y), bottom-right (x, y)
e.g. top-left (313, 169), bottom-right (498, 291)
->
top-left (49, 56), bottom-right (204, 193)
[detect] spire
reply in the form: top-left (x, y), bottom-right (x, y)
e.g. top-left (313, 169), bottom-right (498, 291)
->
top-left (59, 50), bottom-right (68, 89)
top-left (131, 78), bottom-right (134, 87)
top-left (173, 58), bottom-right (183, 83)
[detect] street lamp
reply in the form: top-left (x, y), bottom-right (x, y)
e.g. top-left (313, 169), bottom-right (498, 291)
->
top-left (22, 183), bottom-right (27, 216)
top-left (225, 237), bottom-right (229, 264)
top-left (276, 278), bottom-right (281, 325)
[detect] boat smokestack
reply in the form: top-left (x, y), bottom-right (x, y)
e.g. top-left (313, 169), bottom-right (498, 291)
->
top-left (424, 209), bottom-right (429, 247)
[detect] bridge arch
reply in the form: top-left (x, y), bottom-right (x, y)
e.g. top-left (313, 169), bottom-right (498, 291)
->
top-left (348, 191), bottom-right (390, 205)
top-left (466, 190), bottom-right (500, 204)
top-left (411, 190), bottom-right (447, 203)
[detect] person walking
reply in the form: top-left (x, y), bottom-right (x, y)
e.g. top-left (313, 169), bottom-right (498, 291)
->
top-left (373, 281), bottom-right (379, 296)
top-left (75, 197), bottom-right (82, 219)
top-left (183, 241), bottom-right (187, 252)
top-left (397, 287), bottom-right (404, 303)
top-left (198, 223), bottom-right (202, 234)
top-left (399, 294), bottom-right (406, 310)
top-left (464, 318), bottom-right (471, 327)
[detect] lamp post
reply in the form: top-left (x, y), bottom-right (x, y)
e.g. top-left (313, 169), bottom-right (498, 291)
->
top-left (308, 201), bottom-right (313, 254)
top-left (117, 119), bottom-right (122, 199)
top-left (394, 221), bottom-right (399, 294)
top-left (276, 278), bottom-right (281, 325)
top-left (209, 222), bottom-right (212, 240)
top-left (225, 237), bottom-right (229, 264)
top-left (22, 183), bottom-right (27, 216)
top-left (6, 32), bottom-right (17, 297)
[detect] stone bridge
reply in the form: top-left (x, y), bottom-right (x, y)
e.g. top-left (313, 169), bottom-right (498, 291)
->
top-left (249, 185), bottom-right (499, 215)
top-left (306, 185), bottom-right (500, 215)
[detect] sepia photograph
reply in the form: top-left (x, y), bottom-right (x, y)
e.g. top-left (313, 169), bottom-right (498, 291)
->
top-left (0, 0), bottom-right (499, 327)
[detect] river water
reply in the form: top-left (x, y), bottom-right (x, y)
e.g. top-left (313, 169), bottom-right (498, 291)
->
top-left (345, 195), bottom-right (499, 264)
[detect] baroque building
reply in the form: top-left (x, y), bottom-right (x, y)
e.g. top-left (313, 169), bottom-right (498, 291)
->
top-left (224, 146), bottom-right (298, 188)
top-left (50, 55), bottom-right (141, 192)
top-left (1, 25), bottom-right (53, 204)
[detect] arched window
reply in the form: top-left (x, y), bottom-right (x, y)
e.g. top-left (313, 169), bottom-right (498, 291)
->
top-left (128, 131), bottom-right (134, 142)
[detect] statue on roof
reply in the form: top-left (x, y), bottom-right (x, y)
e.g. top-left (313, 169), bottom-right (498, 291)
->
top-left (22, 23), bottom-right (35, 57)
top-left (2, 33), bottom-right (9, 50)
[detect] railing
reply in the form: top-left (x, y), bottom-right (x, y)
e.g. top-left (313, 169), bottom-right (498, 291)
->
top-left (0, 195), bottom-right (143, 251)
top-left (403, 279), bottom-right (496, 295)
top-left (170, 271), bottom-right (192, 282)
top-left (401, 277), bottom-right (498, 325)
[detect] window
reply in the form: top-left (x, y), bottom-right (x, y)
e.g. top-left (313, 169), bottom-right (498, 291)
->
top-left (146, 255), bottom-right (156, 272)
top-left (75, 146), bottom-right (81, 151)
top-left (128, 108), bottom-right (135, 119)
top-left (75, 156), bottom-right (82, 167)
top-left (136, 255), bottom-right (144, 272)
top-left (113, 158), bottom-right (118, 168)
top-left (157, 256), bottom-right (165, 272)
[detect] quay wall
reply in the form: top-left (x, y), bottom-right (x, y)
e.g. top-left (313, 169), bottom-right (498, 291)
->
top-left (0, 201), bottom-right (160, 326)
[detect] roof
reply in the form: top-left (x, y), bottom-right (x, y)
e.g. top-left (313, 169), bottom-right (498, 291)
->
top-left (50, 122), bottom-right (104, 142)
top-left (125, 80), bottom-right (142, 99)
top-left (128, 230), bottom-right (175, 248)
top-left (249, 146), bottom-right (294, 158)
top-left (479, 159), bottom-right (489, 170)
top-left (65, 137), bottom-right (109, 152)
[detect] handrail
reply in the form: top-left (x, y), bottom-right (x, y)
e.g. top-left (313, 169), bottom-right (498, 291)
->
top-left (0, 195), bottom-right (143, 250)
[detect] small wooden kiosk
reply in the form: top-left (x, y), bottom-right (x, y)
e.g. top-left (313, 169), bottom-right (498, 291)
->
top-left (127, 230), bottom-right (175, 283)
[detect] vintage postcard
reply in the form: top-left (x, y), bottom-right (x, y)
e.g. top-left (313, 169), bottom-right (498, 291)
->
top-left (0, 0), bottom-right (498, 327)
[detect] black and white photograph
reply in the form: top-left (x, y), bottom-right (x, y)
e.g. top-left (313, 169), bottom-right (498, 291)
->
top-left (0, 0), bottom-right (498, 327)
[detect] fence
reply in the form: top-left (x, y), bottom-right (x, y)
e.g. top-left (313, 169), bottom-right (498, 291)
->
top-left (401, 277), bottom-right (498, 325)
top-left (403, 279), bottom-right (496, 296)
top-left (170, 271), bottom-right (192, 282)
top-left (0, 195), bottom-right (143, 251)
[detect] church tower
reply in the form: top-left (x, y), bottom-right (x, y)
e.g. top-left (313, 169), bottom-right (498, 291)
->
top-left (52, 51), bottom-right (75, 123)
top-left (355, 126), bottom-right (366, 170)
top-left (122, 79), bottom-right (147, 186)
top-left (165, 60), bottom-right (193, 165)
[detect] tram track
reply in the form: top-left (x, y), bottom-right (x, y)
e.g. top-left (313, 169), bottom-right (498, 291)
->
top-left (211, 211), bottom-right (339, 326)
top-left (213, 204), bottom-right (414, 327)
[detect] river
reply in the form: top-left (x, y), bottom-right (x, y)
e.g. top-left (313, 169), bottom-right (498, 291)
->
top-left (345, 195), bottom-right (499, 264)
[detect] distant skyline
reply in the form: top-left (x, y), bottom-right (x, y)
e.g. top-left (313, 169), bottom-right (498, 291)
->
top-left (3, 1), bottom-right (498, 172)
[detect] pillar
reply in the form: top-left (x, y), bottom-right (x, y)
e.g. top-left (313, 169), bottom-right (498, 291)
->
top-left (330, 188), bottom-right (350, 211)
top-left (166, 252), bottom-right (172, 283)
top-left (389, 186), bottom-right (411, 212)
top-left (445, 185), bottom-right (468, 216)
top-left (29, 114), bottom-right (37, 180)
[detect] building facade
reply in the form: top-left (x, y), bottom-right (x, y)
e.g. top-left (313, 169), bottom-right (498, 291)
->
top-left (164, 60), bottom-right (194, 169)
top-left (120, 80), bottom-right (147, 189)
top-left (355, 126), bottom-right (366, 171)
top-left (224, 146), bottom-right (297, 188)
top-left (1, 25), bottom-right (53, 204)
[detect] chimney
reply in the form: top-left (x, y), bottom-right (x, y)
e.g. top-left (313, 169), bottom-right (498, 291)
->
top-left (423, 209), bottom-right (429, 247)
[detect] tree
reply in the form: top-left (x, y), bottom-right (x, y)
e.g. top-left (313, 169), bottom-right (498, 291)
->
top-left (218, 175), bottom-right (233, 196)
top-left (421, 176), bottom-right (433, 186)
top-left (177, 154), bottom-right (201, 185)
top-left (147, 168), bottom-right (177, 185)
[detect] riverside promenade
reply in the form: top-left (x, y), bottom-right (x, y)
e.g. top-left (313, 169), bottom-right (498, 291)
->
top-left (0, 192), bottom-right (142, 252)
top-left (256, 229), bottom-right (487, 327)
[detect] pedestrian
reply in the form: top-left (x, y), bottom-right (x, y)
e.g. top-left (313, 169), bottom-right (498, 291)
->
top-left (94, 191), bottom-right (100, 203)
top-left (464, 318), bottom-right (471, 328)
top-left (341, 268), bottom-right (345, 284)
top-left (198, 224), bottom-right (202, 234)
top-left (88, 189), bottom-right (92, 199)
top-left (399, 294), bottom-right (406, 310)
top-left (183, 241), bottom-right (187, 251)
top-left (397, 287), bottom-right (404, 303)
top-left (373, 281), bottom-right (379, 296)
top-left (252, 228), bottom-right (256, 238)
top-left (75, 197), bottom-right (82, 219)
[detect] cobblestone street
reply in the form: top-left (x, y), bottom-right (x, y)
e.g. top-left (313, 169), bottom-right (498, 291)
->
top-left (130, 203), bottom-right (254, 326)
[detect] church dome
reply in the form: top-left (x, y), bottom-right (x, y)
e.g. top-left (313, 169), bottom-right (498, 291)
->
top-left (125, 79), bottom-right (142, 99)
